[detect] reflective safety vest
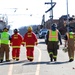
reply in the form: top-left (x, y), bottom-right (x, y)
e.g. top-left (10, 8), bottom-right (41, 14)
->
top-left (48, 30), bottom-right (58, 41)
top-left (67, 32), bottom-right (74, 39)
top-left (1, 32), bottom-right (9, 44)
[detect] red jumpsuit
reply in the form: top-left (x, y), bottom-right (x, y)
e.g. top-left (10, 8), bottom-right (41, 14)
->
top-left (10, 33), bottom-right (23, 60)
top-left (23, 31), bottom-right (38, 61)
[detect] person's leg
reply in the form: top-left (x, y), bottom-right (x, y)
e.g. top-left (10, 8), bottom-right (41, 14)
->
top-left (12, 48), bottom-right (16, 60)
top-left (53, 42), bottom-right (58, 61)
top-left (5, 45), bottom-right (10, 62)
top-left (0, 47), bottom-right (4, 63)
top-left (0, 44), bottom-right (4, 62)
top-left (16, 48), bottom-right (20, 61)
top-left (47, 42), bottom-right (53, 62)
top-left (26, 47), bottom-right (34, 61)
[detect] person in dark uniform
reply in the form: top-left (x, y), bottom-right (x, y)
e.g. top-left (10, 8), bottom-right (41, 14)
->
top-left (64, 27), bottom-right (75, 62)
top-left (45, 23), bottom-right (62, 62)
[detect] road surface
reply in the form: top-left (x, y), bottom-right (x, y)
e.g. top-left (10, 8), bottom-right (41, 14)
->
top-left (0, 39), bottom-right (75, 75)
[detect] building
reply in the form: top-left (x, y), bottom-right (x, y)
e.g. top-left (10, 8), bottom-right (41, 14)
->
top-left (45, 15), bottom-right (75, 35)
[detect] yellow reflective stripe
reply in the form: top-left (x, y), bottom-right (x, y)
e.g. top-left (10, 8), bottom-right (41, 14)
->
top-left (12, 57), bottom-right (16, 59)
top-left (22, 42), bottom-right (26, 45)
top-left (22, 42), bottom-right (25, 44)
top-left (26, 45), bottom-right (34, 47)
top-left (27, 56), bottom-right (34, 59)
top-left (49, 52), bottom-right (53, 54)
top-left (12, 46), bottom-right (20, 48)
top-left (53, 55), bottom-right (57, 58)
top-left (16, 57), bottom-right (19, 59)
top-left (70, 57), bottom-right (74, 59)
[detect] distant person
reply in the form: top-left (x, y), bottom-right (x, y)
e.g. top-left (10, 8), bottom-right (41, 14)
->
top-left (45, 23), bottom-right (62, 62)
top-left (10, 29), bottom-right (23, 61)
top-left (23, 26), bottom-right (38, 61)
top-left (64, 27), bottom-right (75, 62)
top-left (0, 27), bottom-right (10, 63)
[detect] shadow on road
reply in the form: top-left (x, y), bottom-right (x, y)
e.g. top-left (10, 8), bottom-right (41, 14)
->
top-left (0, 60), bottom-right (70, 66)
top-left (23, 60), bottom-right (69, 65)
top-left (0, 60), bottom-right (29, 66)
top-left (49, 61), bottom-right (69, 65)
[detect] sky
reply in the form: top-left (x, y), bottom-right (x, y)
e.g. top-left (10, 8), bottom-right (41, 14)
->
top-left (0, 0), bottom-right (75, 29)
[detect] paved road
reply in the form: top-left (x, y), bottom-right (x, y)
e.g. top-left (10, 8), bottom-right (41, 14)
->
top-left (0, 39), bottom-right (75, 75)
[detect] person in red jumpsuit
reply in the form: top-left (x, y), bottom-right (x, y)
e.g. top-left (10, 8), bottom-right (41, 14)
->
top-left (10, 29), bottom-right (23, 61)
top-left (23, 26), bottom-right (38, 61)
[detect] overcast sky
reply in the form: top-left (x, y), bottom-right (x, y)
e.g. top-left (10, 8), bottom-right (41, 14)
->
top-left (0, 0), bottom-right (75, 29)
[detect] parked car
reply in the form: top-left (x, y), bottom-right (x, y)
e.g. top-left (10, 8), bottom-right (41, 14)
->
top-left (38, 29), bottom-right (48, 38)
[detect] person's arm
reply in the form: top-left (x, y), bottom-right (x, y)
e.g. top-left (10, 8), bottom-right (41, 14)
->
top-left (45, 31), bottom-right (49, 45)
top-left (9, 35), bottom-right (11, 40)
top-left (64, 33), bottom-right (68, 47)
top-left (58, 31), bottom-right (62, 45)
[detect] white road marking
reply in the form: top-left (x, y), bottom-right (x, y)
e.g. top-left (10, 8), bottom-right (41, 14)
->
top-left (35, 46), bottom-right (42, 75)
top-left (8, 46), bottom-right (41, 75)
top-left (8, 61), bottom-right (13, 75)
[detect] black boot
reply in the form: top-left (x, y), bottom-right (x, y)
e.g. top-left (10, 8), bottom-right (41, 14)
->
top-left (50, 54), bottom-right (53, 62)
top-left (0, 59), bottom-right (3, 63)
top-left (69, 59), bottom-right (74, 62)
top-left (16, 59), bottom-right (19, 61)
top-left (50, 58), bottom-right (53, 62)
top-left (54, 58), bottom-right (57, 61)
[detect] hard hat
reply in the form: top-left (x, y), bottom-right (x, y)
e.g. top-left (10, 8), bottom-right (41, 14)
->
top-left (27, 26), bottom-right (32, 31)
top-left (51, 23), bottom-right (57, 28)
top-left (3, 27), bottom-right (9, 31)
top-left (13, 29), bottom-right (19, 33)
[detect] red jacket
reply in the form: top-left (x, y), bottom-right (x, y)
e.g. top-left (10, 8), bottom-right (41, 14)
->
top-left (23, 32), bottom-right (38, 47)
top-left (10, 33), bottom-right (23, 48)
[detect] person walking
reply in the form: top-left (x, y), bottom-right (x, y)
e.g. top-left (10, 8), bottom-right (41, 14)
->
top-left (45, 23), bottom-right (62, 62)
top-left (64, 26), bottom-right (75, 62)
top-left (0, 30), bottom-right (2, 62)
top-left (0, 27), bottom-right (10, 63)
top-left (23, 26), bottom-right (38, 62)
top-left (10, 29), bottom-right (23, 61)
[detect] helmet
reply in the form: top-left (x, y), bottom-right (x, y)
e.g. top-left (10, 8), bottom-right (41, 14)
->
top-left (3, 27), bottom-right (9, 32)
top-left (13, 29), bottom-right (19, 33)
top-left (51, 23), bottom-right (57, 28)
top-left (27, 26), bottom-right (32, 31)
top-left (51, 23), bottom-right (57, 31)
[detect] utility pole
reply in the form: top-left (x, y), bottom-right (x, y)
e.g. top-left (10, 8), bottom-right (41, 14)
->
top-left (41, 14), bottom-right (45, 28)
top-left (45, 0), bottom-right (56, 28)
top-left (50, 0), bottom-right (53, 25)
